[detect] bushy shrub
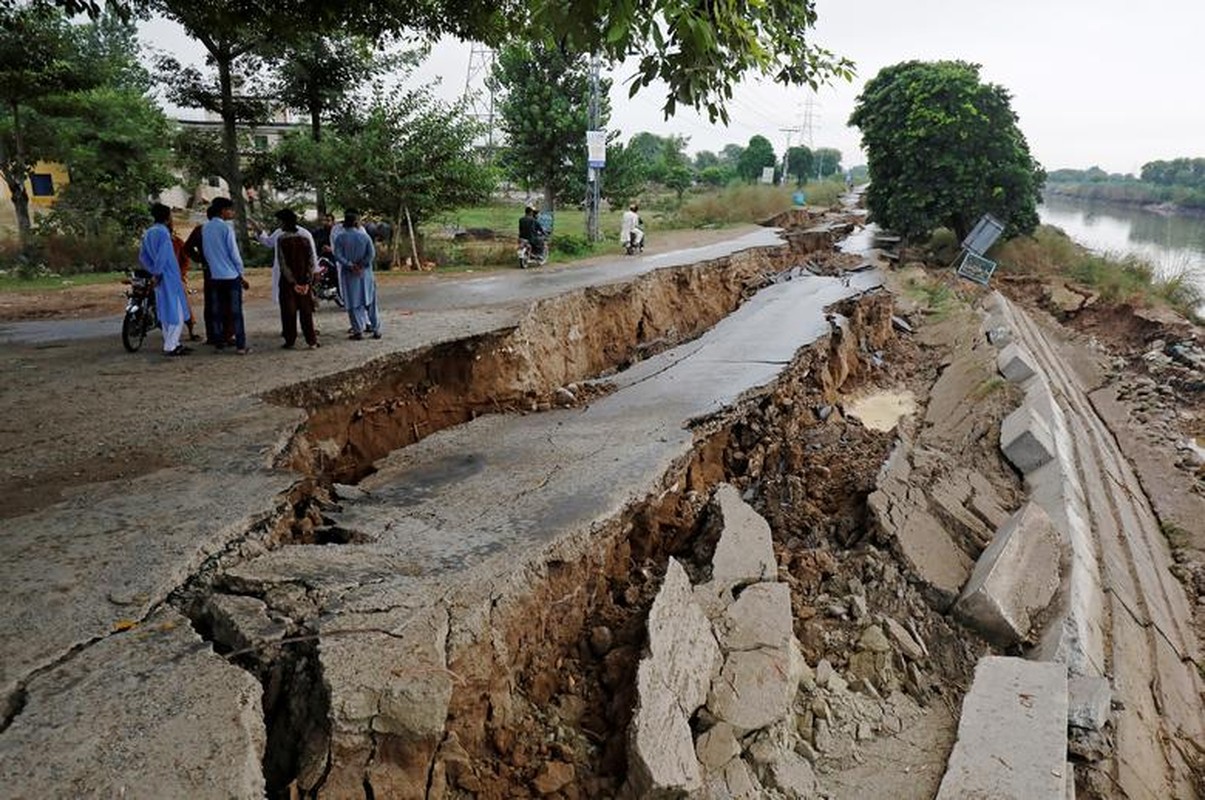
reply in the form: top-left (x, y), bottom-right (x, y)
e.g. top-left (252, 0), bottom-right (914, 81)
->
top-left (0, 231), bottom-right (137, 277)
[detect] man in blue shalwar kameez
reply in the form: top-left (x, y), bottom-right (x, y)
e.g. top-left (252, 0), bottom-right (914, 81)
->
top-left (333, 209), bottom-right (380, 339)
top-left (139, 203), bottom-right (191, 357)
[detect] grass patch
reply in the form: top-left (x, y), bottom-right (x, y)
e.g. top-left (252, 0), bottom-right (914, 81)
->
top-left (1160, 520), bottom-right (1192, 549)
top-left (971, 377), bottom-right (1008, 400)
top-left (995, 225), bottom-right (1205, 321)
top-left (0, 269), bottom-right (128, 292)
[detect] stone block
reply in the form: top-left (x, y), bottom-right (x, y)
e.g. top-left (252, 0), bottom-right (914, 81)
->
top-left (629, 659), bottom-right (703, 795)
top-left (707, 648), bottom-right (796, 734)
top-left (1068, 675), bottom-right (1112, 731)
top-left (937, 656), bottom-right (1069, 800)
top-left (715, 582), bottom-right (793, 652)
top-left (997, 342), bottom-right (1039, 383)
top-left (1001, 404), bottom-right (1056, 474)
top-left (628, 558), bottom-right (722, 796)
top-left (645, 558), bottom-right (723, 712)
top-left (709, 484), bottom-right (777, 590)
top-left (695, 722), bottom-right (741, 770)
top-left (954, 502), bottom-right (1063, 646)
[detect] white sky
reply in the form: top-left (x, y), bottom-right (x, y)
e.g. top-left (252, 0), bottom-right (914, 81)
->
top-left (140, 0), bottom-right (1205, 175)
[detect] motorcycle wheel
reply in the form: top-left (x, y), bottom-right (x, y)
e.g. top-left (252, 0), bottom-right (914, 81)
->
top-left (122, 307), bottom-right (147, 353)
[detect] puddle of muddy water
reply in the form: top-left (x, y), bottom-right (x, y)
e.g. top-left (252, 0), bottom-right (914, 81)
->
top-left (843, 389), bottom-right (918, 432)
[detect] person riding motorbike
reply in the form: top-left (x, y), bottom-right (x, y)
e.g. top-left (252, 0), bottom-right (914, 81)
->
top-left (621, 202), bottom-right (644, 254)
top-left (518, 204), bottom-right (547, 266)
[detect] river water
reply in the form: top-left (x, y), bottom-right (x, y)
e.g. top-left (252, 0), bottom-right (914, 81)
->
top-left (1038, 193), bottom-right (1205, 290)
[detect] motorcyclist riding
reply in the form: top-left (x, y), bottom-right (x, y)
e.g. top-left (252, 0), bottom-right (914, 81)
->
top-left (518, 204), bottom-right (547, 267)
top-left (621, 202), bottom-right (644, 255)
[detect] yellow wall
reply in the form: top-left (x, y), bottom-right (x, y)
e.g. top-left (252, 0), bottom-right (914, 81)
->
top-left (0, 161), bottom-right (70, 208)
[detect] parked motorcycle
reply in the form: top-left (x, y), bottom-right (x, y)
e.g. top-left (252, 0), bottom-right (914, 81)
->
top-left (313, 256), bottom-right (344, 307)
top-left (121, 269), bottom-right (158, 353)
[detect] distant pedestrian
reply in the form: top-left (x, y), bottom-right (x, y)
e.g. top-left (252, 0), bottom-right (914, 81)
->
top-left (201, 197), bottom-right (251, 355)
top-left (255, 208), bottom-right (320, 349)
top-left (138, 203), bottom-right (190, 357)
top-left (333, 209), bottom-right (380, 339)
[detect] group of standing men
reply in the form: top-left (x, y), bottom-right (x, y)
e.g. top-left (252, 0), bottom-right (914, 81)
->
top-left (138, 200), bottom-right (382, 357)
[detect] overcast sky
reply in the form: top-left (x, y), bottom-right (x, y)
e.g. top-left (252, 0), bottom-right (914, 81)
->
top-left (141, 0), bottom-right (1204, 175)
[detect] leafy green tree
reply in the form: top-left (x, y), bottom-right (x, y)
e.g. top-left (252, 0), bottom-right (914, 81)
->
top-left (68, 0), bottom-right (852, 125)
top-left (784, 145), bottom-right (813, 186)
top-left (849, 60), bottom-right (1045, 241)
top-left (659, 135), bottom-right (693, 203)
top-left (40, 14), bottom-right (172, 239)
top-left (42, 88), bottom-right (173, 239)
top-left (693, 150), bottom-right (719, 170)
top-left (266, 34), bottom-right (409, 214)
top-left (532, 0), bottom-right (853, 121)
top-left (492, 40), bottom-right (605, 211)
top-left (321, 88), bottom-right (494, 267)
top-left (598, 137), bottom-right (647, 209)
top-left (814, 147), bottom-right (842, 178)
top-left (0, 1), bottom-right (95, 247)
top-left (737, 135), bottom-right (776, 183)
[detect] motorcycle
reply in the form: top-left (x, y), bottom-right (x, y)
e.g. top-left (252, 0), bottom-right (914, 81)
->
top-left (517, 234), bottom-right (548, 269)
top-left (121, 269), bottom-right (158, 353)
top-left (623, 222), bottom-right (645, 256)
top-left (313, 256), bottom-right (344, 307)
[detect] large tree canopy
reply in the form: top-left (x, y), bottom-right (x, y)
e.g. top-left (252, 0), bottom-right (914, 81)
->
top-left (849, 60), bottom-right (1045, 242)
top-left (58, 0), bottom-right (852, 124)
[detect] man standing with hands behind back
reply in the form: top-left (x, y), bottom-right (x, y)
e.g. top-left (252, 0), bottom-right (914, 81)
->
top-left (202, 197), bottom-right (251, 355)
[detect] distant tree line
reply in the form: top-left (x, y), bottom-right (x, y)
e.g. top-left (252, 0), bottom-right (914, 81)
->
top-left (1046, 159), bottom-right (1205, 211)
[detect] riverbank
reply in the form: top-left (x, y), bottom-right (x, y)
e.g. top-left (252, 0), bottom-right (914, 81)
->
top-left (1044, 184), bottom-right (1205, 218)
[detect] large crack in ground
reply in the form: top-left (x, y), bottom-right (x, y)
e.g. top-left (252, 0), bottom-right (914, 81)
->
top-left (146, 216), bottom-right (991, 798)
top-left (152, 225), bottom-right (854, 797)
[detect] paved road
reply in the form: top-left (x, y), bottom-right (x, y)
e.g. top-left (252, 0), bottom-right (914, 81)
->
top-left (0, 229), bottom-right (783, 345)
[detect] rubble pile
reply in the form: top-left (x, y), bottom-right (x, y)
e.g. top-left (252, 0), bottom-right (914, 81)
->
top-left (627, 485), bottom-right (956, 799)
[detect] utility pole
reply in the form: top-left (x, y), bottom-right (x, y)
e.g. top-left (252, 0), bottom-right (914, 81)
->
top-left (586, 53), bottom-right (602, 242)
top-left (801, 96), bottom-right (820, 179)
top-left (780, 126), bottom-right (802, 184)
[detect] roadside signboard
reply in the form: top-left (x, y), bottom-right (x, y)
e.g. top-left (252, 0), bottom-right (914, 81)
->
top-left (957, 251), bottom-right (997, 285)
top-left (586, 130), bottom-right (606, 168)
top-left (760, 166), bottom-right (775, 185)
top-left (962, 213), bottom-right (1005, 256)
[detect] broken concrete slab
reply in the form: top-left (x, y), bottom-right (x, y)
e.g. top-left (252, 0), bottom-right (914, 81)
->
top-left (645, 558), bottom-right (723, 711)
top-left (0, 609), bottom-right (265, 799)
top-left (0, 467), bottom-right (292, 717)
top-left (714, 582), bottom-right (793, 652)
top-left (872, 490), bottom-right (973, 609)
top-left (937, 656), bottom-right (1068, 800)
top-left (707, 647), bottom-right (796, 734)
top-left (630, 656), bottom-right (704, 795)
top-left (1068, 675), bottom-right (1112, 732)
top-left (997, 342), bottom-right (1039, 383)
top-left (628, 558), bottom-right (723, 796)
top-left (709, 484), bottom-right (777, 590)
top-left (201, 593), bottom-right (288, 661)
top-left (954, 502), bottom-right (1063, 646)
top-left (1000, 403), bottom-right (1056, 474)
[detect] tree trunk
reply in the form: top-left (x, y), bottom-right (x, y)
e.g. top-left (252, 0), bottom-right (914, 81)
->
top-left (217, 55), bottom-right (249, 253)
top-left (542, 183), bottom-right (555, 215)
top-left (4, 101), bottom-right (32, 250)
top-left (310, 100), bottom-right (326, 216)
